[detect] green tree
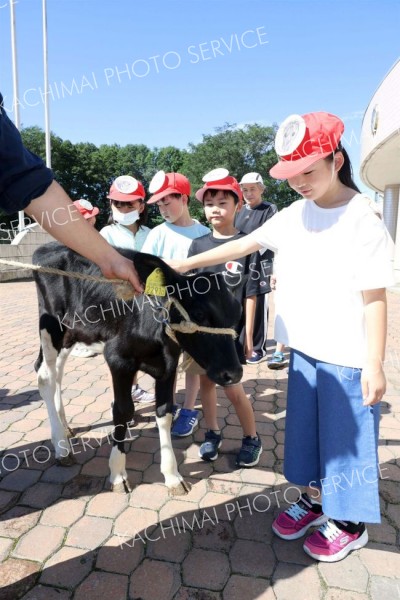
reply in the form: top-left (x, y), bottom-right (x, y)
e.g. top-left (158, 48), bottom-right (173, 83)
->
top-left (9, 123), bottom-right (297, 234)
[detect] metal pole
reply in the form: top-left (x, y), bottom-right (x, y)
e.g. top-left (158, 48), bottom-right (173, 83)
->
top-left (42, 0), bottom-right (51, 168)
top-left (10, 0), bottom-right (25, 232)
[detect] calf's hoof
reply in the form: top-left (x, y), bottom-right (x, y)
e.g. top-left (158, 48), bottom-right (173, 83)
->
top-left (56, 454), bottom-right (76, 467)
top-left (111, 479), bottom-right (132, 494)
top-left (169, 479), bottom-right (192, 496)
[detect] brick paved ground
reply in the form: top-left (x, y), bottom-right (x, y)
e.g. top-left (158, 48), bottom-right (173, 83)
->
top-left (0, 280), bottom-right (399, 600)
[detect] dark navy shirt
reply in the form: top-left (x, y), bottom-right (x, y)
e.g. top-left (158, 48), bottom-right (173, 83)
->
top-left (235, 201), bottom-right (278, 293)
top-left (235, 201), bottom-right (277, 232)
top-left (187, 231), bottom-right (266, 364)
top-left (0, 93), bottom-right (54, 215)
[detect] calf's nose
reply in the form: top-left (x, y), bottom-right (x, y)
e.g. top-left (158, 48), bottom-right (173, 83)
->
top-left (210, 367), bottom-right (243, 387)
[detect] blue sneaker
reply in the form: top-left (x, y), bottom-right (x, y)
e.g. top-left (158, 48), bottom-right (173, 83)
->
top-left (171, 408), bottom-right (198, 437)
top-left (236, 434), bottom-right (262, 467)
top-left (267, 351), bottom-right (288, 370)
top-left (199, 430), bottom-right (222, 462)
top-left (246, 351), bottom-right (266, 365)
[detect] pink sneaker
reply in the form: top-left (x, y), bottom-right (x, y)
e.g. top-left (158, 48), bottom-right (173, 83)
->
top-left (303, 519), bottom-right (368, 562)
top-left (272, 493), bottom-right (328, 540)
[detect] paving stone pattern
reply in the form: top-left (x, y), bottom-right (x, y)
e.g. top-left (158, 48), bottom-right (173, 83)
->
top-left (0, 281), bottom-right (399, 600)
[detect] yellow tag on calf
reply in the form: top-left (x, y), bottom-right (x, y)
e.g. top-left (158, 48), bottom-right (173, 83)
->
top-left (145, 268), bottom-right (166, 296)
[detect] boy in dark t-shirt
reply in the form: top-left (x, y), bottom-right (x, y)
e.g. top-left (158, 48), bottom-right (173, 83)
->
top-left (181, 168), bottom-right (263, 468)
top-left (188, 231), bottom-right (261, 364)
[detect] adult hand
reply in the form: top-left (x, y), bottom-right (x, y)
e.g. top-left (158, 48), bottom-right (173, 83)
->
top-left (99, 253), bottom-right (143, 294)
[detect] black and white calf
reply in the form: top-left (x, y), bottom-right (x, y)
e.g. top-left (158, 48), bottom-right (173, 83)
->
top-left (32, 243), bottom-right (242, 494)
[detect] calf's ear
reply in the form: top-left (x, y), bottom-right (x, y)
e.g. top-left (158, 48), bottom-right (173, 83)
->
top-left (133, 252), bottom-right (185, 290)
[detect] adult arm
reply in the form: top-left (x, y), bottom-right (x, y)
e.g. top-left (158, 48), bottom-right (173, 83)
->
top-left (361, 288), bottom-right (387, 406)
top-left (25, 181), bottom-right (143, 292)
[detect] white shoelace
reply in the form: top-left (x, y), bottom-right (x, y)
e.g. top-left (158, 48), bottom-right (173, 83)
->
top-left (285, 502), bottom-right (308, 521)
top-left (318, 520), bottom-right (342, 542)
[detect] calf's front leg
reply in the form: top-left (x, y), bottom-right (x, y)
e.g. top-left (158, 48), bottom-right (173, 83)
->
top-left (155, 377), bottom-right (191, 496)
top-left (108, 366), bottom-right (135, 493)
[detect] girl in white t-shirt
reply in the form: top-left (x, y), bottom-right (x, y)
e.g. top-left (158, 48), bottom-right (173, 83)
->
top-left (168, 112), bottom-right (394, 563)
top-left (100, 176), bottom-right (153, 403)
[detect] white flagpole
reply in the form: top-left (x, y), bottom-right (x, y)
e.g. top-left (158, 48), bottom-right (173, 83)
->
top-left (42, 0), bottom-right (51, 168)
top-left (10, 0), bottom-right (25, 232)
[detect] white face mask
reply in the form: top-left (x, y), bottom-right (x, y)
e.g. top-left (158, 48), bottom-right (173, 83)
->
top-left (112, 208), bottom-right (140, 226)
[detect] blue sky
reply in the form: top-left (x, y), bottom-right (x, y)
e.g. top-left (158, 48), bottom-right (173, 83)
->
top-left (0, 0), bottom-right (399, 191)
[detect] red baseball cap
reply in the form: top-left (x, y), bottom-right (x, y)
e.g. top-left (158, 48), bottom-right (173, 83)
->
top-left (107, 175), bottom-right (146, 202)
top-left (147, 171), bottom-right (191, 204)
top-left (269, 112), bottom-right (345, 179)
top-left (73, 199), bottom-right (99, 219)
top-left (195, 168), bottom-right (243, 202)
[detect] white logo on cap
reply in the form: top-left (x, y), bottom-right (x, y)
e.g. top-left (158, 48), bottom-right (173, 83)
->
top-left (78, 199), bottom-right (93, 210)
top-left (114, 175), bottom-right (139, 194)
top-left (149, 170), bottom-right (167, 194)
top-left (202, 168), bottom-right (229, 183)
top-left (275, 114), bottom-right (306, 156)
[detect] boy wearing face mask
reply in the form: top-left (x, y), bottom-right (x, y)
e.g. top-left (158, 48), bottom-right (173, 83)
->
top-left (100, 175), bottom-right (150, 250)
top-left (100, 176), bottom-right (154, 403)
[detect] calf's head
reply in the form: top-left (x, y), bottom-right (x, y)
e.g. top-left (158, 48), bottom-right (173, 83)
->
top-left (134, 253), bottom-right (243, 386)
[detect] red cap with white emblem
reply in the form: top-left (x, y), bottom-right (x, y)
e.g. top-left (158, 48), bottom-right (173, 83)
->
top-left (147, 171), bottom-right (191, 204)
top-left (73, 199), bottom-right (99, 218)
top-left (270, 112), bottom-right (344, 179)
top-left (107, 176), bottom-right (146, 202)
top-left (195, 168), bottom-right (243, 203)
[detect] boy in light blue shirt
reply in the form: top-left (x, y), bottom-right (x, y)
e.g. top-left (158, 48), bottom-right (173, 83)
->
top-left (143, 171), bottom-right (208, 259)
top-left (143, 171), bottom-right (209, 435)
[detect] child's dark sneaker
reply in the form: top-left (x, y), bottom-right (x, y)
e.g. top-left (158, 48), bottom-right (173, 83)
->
top-left (246, 351), bottom-right (266, 365)
top-left (303, 519), bottom-right (368, 562)
top-left (236, 434), bottom-right (262, 467)
top-left (272, 493), bottom-right (328, 540)
top-left (171, 408), bottom-right (198, 437)
top-left (199, 430), bottom-right (222, 461)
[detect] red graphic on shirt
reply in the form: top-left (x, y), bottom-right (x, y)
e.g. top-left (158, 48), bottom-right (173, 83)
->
top-left (225, 261), bottom-right (242, 274)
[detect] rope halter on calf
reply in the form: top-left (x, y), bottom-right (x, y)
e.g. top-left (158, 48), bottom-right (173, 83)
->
top-left (145, 294), bottom-right (237, 372)
top-left (145, 294), bottom-right (237, 345)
